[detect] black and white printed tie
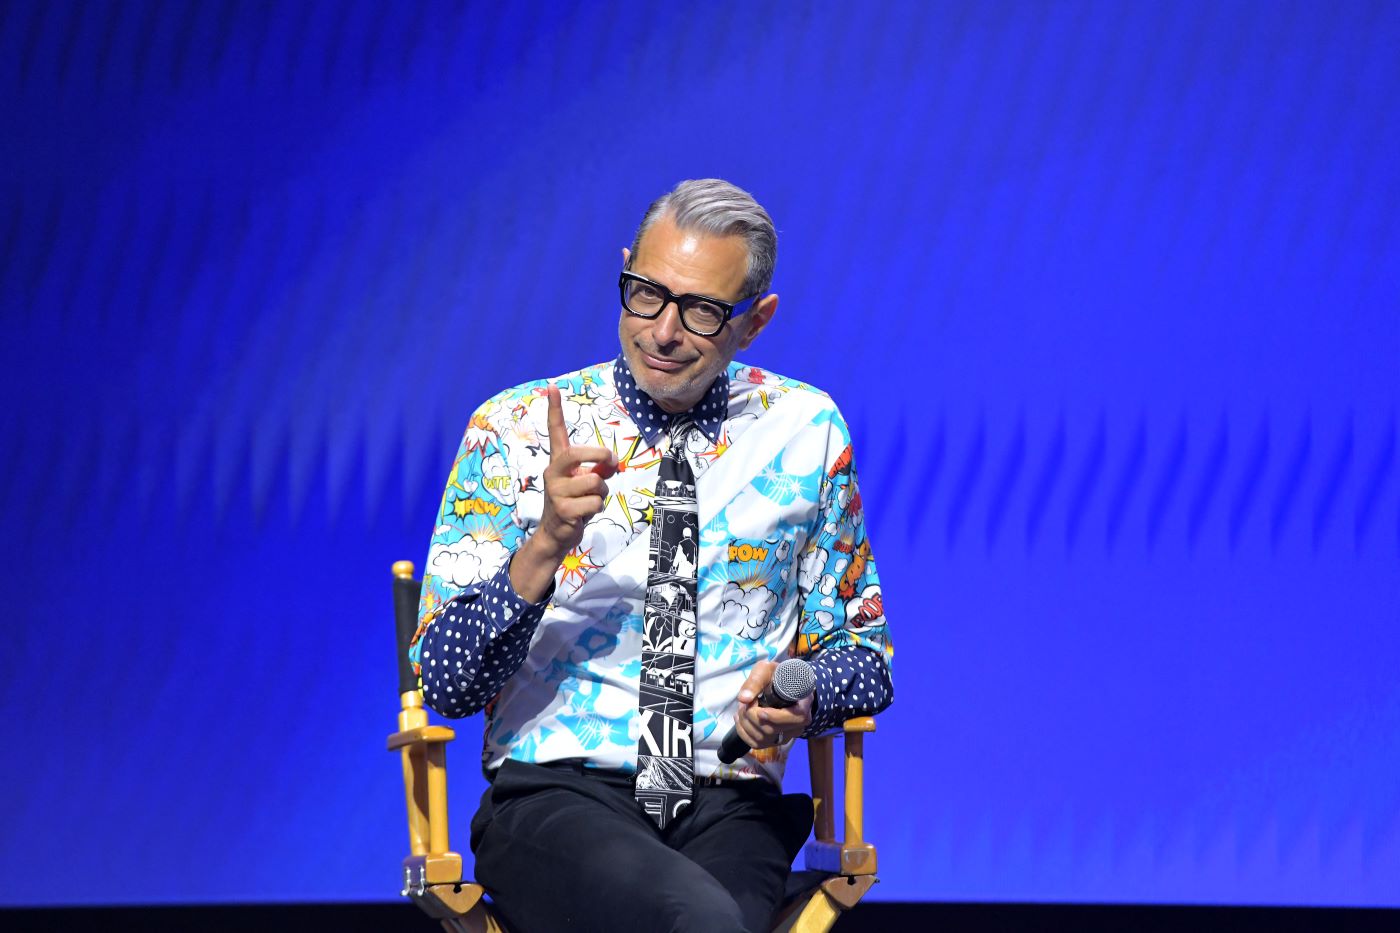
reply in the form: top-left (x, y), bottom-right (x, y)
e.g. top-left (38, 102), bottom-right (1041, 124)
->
top-left (634, 419), bottom-right (699, 829)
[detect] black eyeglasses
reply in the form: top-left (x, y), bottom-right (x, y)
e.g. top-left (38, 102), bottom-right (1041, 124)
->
top-left (618, 271), bottom-right (759, 338)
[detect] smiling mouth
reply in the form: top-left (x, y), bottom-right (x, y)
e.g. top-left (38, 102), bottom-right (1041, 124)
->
top-left (640, 350), bottom-right (690, 372)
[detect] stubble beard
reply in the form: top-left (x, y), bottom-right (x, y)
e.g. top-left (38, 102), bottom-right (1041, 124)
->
top-left (625, 343), bottom-right (715, 414)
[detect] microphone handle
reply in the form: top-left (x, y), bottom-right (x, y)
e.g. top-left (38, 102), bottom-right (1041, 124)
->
top-left (716, 686), bottom-right (798, 764)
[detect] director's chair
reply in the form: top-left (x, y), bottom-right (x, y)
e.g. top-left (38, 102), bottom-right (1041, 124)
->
top-left (387, 560), bottom-right (880, 932)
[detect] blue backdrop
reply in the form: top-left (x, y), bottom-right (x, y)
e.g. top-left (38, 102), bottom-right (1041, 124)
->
top-left (1, 0), bottom-right (1397, 909)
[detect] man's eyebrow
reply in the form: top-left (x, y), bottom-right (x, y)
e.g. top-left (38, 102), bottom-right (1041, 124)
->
top-left (630, 269), bottom-right (738, 304)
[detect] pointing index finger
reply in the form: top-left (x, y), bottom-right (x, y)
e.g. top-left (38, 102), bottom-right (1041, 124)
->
top-left (546, 384), bottom-right (570, 458)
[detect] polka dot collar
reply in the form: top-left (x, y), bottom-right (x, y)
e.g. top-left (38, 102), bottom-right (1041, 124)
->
top-left (612, 354), bottom-right (728, 449)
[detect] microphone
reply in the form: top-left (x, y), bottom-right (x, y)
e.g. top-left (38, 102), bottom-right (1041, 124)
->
top-left (717, 658), bottom-right (816, 764)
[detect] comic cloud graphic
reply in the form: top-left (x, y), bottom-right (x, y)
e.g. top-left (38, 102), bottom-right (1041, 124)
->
top-left (429, 536), bottom-right (511, 588)
top-left (799, 545), bottom-right (841, 608)
top-left (845, 584), bottom-right (884, 631)
top-left (721, 581), bottom-right (780, 640)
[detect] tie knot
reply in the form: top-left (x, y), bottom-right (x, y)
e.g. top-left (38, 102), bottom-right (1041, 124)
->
top-left (667, 418), bottom-right (694, 448)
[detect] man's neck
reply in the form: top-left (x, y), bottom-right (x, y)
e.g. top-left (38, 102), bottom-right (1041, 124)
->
top-left (655, 395), bottom-right (703, 415)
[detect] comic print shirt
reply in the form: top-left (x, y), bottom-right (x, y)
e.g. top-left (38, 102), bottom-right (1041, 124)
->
top-left (411, 356), bottom-right (893, 785)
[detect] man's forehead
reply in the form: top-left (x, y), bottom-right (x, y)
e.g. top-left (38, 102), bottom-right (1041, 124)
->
top-left (632, 217), bottom-right (749, 294)
top-left (654, 226), bottom-right (707, 259)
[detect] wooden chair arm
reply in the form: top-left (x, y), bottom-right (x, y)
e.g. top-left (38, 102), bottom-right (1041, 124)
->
top-left (808, 716), bottom-right (876, 741)
top-left (390, 561), bottom-right (499, 929)
top-left (391, 691), bottom-right (462, 885)
top-left (804, 717), bottom-right (878, 876)
top-left (387, 724), bottom-right (456, 750)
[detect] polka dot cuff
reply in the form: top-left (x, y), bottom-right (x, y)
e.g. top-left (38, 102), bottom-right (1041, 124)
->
top-left (417, 562), bottom-right (551, 718)
top-left (804, 646), bottom-right (894, 736)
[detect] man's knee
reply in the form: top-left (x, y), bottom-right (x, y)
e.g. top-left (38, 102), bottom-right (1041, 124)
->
top-left (613, 855), bottom-right (754, 933)
top-left (655, 889), bottom-right (751, 933)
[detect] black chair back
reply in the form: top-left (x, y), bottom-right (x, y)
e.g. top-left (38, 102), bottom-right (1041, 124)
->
top-left (393, 562), bottom-right (422, 695)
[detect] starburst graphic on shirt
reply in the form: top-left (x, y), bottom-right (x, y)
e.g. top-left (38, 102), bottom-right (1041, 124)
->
top-left (696, 426), bottom-right (730, 463)
top-left (623, 488), bottom-right (656, 530)
top-left (709, 551), bottom-right (781, 591)
top-left (607, 436), bottom-right (663, 532)
top-left (614, 435), bottom-right (661, 475)
top-left (417, 589), bottom-right (442, 639)
top-left (559, 546), bottom-right (603, 590)
top-left (508, 414), bottom-right (540, 445)
top-left (445, 499), bottom-right (510, 543)
top-left (468, 521), bottom-right (507, 544)
top-left (442, 510), bottom-right (508, 542)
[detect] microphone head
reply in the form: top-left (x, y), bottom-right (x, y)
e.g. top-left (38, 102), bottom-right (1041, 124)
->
top-left (770, 657), bottom-right (816, 703)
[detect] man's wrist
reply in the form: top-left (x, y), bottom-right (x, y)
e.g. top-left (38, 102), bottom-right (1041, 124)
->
top-left (508, 534), bottom-right (563, 604)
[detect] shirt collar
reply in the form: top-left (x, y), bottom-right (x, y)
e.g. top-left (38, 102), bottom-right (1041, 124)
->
top-left (613, 354), bottom-right (728, 448)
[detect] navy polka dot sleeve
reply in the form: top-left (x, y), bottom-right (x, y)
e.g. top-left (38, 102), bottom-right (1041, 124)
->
top-left (804, 646), bottom-right (894, 736)
top-left (416, 561), bottom-right (551, 718)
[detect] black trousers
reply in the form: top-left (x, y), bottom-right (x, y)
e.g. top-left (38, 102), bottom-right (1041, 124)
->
top-left (470, 759), bottom-right (814, 933)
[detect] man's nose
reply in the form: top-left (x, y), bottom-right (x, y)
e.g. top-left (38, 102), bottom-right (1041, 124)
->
top-left (652, 300), bottom-right (684, 345)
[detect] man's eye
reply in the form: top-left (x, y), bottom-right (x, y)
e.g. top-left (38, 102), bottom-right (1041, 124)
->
top-left (688, 302), bottom-right (725, 324)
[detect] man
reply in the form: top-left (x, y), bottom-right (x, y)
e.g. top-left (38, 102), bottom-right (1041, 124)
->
top-left (411, 179), bottom-right (893, 932)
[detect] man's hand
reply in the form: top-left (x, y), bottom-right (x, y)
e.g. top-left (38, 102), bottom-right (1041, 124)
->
top-left (509, 384), bottom-right (616, 602)
top-left (733, 660), bottom-right (814, 752)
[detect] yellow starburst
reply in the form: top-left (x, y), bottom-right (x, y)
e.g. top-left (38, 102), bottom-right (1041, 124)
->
top-left (698, 426), bottom-right (731, 463)
top-left (731, 563), bottom-right (776, 589)
top-left (559, 546), bottom-right (603, 589)
top-left (627, 487), bottom-right (656, 527)
top-left (616, 435), bottom-right (661, 474)
top-left (469, 521), bottom-right (505, 543)
top-left (608, 490), bottom-right (631, 528)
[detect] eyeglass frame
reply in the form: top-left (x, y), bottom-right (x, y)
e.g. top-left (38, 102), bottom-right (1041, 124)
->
top-left (618, 270), bottom-right (761, 338)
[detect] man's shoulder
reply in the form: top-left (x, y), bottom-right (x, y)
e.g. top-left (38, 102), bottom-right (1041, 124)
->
top-left (728, 362), bottom-right (834, 398)
top-left (727, 361), bottom-right (841, 413)
top-left (726, 362), bottom-right (858, 456)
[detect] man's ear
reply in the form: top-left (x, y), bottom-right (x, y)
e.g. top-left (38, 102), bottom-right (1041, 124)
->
top-left (621, 247), bottom-right (630, 265)
top-left (736, 294), bottom-right (778, 350)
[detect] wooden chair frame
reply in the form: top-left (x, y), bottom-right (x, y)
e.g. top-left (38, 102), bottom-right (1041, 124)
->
top-left (388, 560), bottom-right (878, 933)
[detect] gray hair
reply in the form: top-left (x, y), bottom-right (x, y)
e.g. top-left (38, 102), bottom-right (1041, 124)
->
top-left (629, 179), bottom-right (777, 298)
